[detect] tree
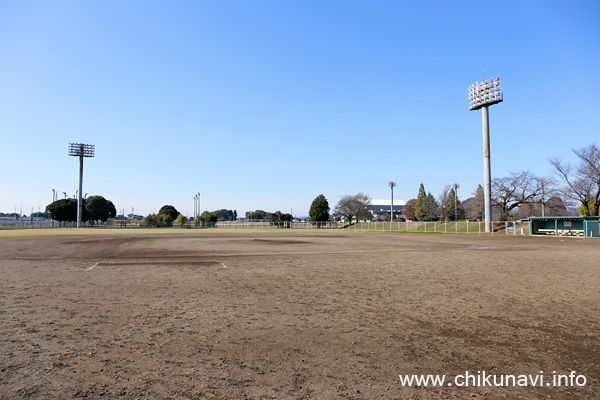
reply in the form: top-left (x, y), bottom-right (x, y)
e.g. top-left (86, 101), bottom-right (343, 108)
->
top-left (193, 215), bottom-right (202, 227)
top-left (175, 213), bottom-right (188, 227)
top-left (85, 195), bottom-right (117, 223)
top-left (246, 210), bottom-right (267, 220)
top-left (158, 213), bottom-right (174, 227)
top-left (333, 193), bottom-right (371, 224)
top-left (158, 205), bottom-right (179, 221)
top-left (444, 188), bottom-right (465, 221)
top-left (464, 185), bottom-right (485, 221)
top-left (545, 196), bottom-right (570, 216)
top-left (46, 199), bottom-right (78, 224)
top-left (309, 194), bottom-right (330, 224)
top-left (142, 213), bottom-right (160, 227)
top-left (201, 211), bottom-right (218, 225)
top-left (578, 199), bottom-right (597, 216)
top-left (401, 198), bottom-right (417, 220)
top-left (213, 209), bottom-right (236, 221)
top-left (415, 184), bottom-right (427, 221)
top-left (422, 191), bottom-right (440, 221)
top-left (550, 143), bottom-right (600, 216)
top-left (269, 211), bottom-right (293, 227)
top-left (492, 171), bottom-right (542, 220)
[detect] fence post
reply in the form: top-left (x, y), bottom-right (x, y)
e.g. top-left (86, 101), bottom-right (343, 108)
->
top-left (467, 220), bottom-right (469, 234)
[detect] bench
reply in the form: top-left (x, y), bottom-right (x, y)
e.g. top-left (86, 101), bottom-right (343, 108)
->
top-left (537, 228), bottom-right (584, 236)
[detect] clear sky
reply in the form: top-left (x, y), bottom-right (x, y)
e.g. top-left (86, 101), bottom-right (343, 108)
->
top-left (1, 1), bottom-right (599, 218)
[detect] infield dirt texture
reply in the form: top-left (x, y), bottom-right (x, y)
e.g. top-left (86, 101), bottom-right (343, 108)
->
top-left (1, 231), bottom-right (598, 399)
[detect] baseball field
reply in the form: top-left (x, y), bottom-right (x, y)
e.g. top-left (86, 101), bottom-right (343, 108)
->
top-left (1, 230), bottom-right (598, 399)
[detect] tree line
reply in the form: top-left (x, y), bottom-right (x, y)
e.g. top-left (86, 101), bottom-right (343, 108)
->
top-left (401, 143), bottom-right (599, 221)
top-left (45, 196), bottom-right (117, 225)
top-left (306, 143), bottom-right (600, 224)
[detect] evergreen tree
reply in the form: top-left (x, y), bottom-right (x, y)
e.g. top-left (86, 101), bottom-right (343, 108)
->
top-left (445, 188), bottom-right (465, 221)
top-left (415, 183), bottom-right (427, 221)
top-left (423, 192), bottom-right (440, 221)
top-left (309, 194), bottom-right (330, 224)
top-left (471, 184), bottom-right (485, 220)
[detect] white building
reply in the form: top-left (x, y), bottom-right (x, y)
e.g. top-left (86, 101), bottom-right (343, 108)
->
top-left (368, 199), bottom-right (406, 220)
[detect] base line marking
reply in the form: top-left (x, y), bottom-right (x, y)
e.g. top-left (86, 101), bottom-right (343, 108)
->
top-left (85, 262), bottom-right (99, 271)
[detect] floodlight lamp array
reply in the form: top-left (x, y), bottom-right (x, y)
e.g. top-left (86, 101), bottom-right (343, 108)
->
top-left (388, 181), bottom-right (396, 188)
top-left (468, 77), bottom-right (503, 110)
top-left (68, 143), bottom-right (95, 157)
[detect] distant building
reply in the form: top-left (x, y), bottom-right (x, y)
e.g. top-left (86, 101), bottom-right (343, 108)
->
top-left (368, 199), bottom-right (406, 220)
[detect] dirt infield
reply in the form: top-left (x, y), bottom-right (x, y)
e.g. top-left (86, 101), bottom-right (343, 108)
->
top-left (1, 231), bottom-right (599, 399)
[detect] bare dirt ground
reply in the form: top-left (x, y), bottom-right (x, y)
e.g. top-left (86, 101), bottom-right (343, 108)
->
top-left (1, 231), bottom-right (599, 399)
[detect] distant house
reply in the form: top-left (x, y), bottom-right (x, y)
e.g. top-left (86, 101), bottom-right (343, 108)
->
top-left (367, 199), bottom-right (406, 220)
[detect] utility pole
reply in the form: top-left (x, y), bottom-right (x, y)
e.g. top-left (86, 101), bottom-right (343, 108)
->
top-left (539, 179), bottom-right (546, 217)
top-left (453, 183), bottom-right (459, 222)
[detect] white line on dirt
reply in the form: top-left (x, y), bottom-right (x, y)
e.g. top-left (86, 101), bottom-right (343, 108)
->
top-left (85, 262), bottom-right (99, 271)
top-left (79, 249), bottom-right (417, 267)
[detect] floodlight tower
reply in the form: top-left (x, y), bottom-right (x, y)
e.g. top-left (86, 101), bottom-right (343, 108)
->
top-left (388, 181), bottom-right (396, 222)
top-left (468, 77), bottom-right (503, 233)
top-left (68, 143), bottom-right (95, 227)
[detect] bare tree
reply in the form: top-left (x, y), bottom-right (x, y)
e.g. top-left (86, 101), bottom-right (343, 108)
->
top-left (492, 171), bottom-right (543, 220)
top-left (549, 143), bottom-right (600, 216)
top-left (333, 193), bottom-right (372, 223)
top-left (438, 185), bottom-right (451, 221)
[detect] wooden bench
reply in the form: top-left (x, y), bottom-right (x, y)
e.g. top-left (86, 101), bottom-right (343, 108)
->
top-left (537, 228), bottom-right (584, 236)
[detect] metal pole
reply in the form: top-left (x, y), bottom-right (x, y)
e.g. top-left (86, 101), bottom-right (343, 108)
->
top-left (453, 183), bottom-right (459, 222)
top-left (482, 105), bottom-right (492, 233)
top-left (391, 185), bottom-right (394, 222)
top-left (540, 180), bottom-right (545, 217)
top-left (77, 155), bottom-right (84, 227)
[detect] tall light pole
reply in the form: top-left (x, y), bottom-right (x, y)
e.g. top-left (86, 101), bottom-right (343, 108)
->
top-left (198, 193), bottom-right (201, 217)
top-left (193, 193), bottom-right (201, 220)
top-left (468, 77), bottom-right (503, 232)
top-left (68, 143), bottom-right (95, 228)
top-left (388, 181), bottom-right (396, 222)
top-left (453, 183), bottom-right (459, 222)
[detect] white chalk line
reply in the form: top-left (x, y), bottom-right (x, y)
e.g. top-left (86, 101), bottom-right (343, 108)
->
top-left (81, 249), bottom-right (416, 267)
top-left (85, 262), bottom-right (99, 271)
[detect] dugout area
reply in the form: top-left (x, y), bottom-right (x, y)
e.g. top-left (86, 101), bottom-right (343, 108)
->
top-left (529, 215), bottom-right (600, 237)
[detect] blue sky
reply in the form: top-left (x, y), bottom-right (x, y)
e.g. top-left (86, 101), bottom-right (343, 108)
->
top-left (1, 1), bottom-right (599, 217)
